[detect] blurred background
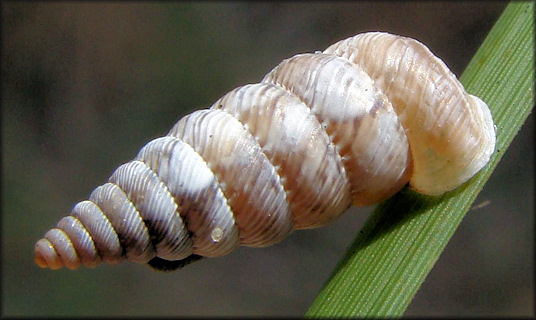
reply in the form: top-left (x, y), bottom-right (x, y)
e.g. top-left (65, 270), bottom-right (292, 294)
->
top-left (2, 1), bottom-right (533, 317)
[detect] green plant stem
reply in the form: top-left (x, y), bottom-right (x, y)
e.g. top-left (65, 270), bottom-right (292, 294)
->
top-left (305, 1), bottom-right (534, 317)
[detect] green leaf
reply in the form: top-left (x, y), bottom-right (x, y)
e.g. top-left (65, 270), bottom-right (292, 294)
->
top-left (305, 1), bottom-right (534, 317)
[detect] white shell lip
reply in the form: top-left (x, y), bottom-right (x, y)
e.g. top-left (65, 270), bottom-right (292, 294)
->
top-left (459, 95), bottom-right (496, 182)
top-left (409, 94), bottom-right (496, 196)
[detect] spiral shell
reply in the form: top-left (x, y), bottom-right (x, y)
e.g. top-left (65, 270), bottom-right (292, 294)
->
top-left (34, 32), bottom-right (496, 271)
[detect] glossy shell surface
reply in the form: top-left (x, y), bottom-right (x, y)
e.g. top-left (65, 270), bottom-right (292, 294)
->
top-left (34, 32), bottom-right (496, 270)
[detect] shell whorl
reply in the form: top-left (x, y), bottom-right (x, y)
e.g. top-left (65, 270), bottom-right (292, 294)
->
top-left (34, 32), bottom-right (495, 270)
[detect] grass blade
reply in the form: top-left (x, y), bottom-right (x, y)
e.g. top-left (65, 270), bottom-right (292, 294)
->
top-left (306, 1), bottom-right (534, 317)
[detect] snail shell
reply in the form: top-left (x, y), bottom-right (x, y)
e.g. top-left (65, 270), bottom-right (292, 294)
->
top-left (34, 32), bottom-right (496, 271)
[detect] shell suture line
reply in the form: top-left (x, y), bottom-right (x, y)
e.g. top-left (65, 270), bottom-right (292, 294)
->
top-left (33, 32), bottom-right (495, 270)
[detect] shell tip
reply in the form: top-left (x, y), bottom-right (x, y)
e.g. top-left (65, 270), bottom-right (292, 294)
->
top-left (34, 251), bottom-right (49, 268)
top-left (34, 238), bottom-right (63, 270)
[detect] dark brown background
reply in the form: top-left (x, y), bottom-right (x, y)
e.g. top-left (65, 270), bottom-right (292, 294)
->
top-left (2, 1), bottom-right (533, 316)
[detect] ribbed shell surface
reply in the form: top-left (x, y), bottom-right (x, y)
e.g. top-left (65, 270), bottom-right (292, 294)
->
top-left (323, 32), bottom-right (496, 195)
top-left (34, 32), bottom-right (496, 270)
